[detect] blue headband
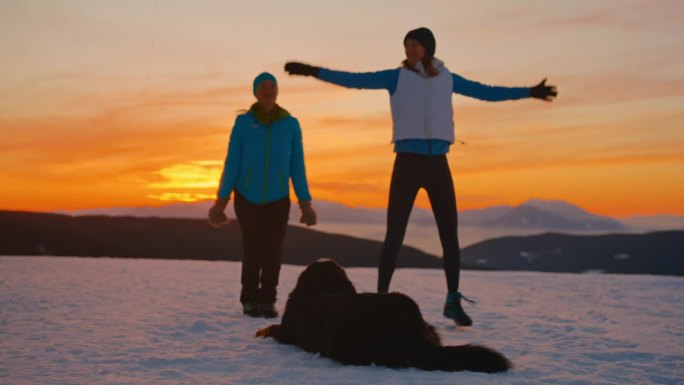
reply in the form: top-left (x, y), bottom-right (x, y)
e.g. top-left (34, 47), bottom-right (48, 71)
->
top-left (253, 72), bottom-right (277, 96)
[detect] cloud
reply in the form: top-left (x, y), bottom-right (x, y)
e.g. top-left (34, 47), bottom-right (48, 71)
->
top-left (147, 192), bottom-right (215, 202)
top-left (2, 1), bottom-right (683, 215)
top-left (538, 1), bottom-right (682, 31)
top-left (147, 161), bottom-right (222, 189)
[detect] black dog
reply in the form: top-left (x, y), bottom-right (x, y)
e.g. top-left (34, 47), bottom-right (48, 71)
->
top-left (256, 259), bottom-right (511, 373)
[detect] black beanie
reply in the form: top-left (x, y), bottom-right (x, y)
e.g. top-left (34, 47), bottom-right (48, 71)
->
top-left (404, 27), bottom-right (436, 58)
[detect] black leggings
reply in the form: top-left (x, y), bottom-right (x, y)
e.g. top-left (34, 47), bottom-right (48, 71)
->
top-left (378, 153), bottom-right (461, 293)
top-left (234, 192), bottom-right (291, 304)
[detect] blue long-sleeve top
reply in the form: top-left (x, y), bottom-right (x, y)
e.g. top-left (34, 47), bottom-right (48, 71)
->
top-left (317, 67), bottom-right (530, 155)
top-left (217, 106), bottom-right (312, 204)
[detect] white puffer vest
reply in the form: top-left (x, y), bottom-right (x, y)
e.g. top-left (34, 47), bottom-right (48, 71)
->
top-left (390, 59), bottom-right (454, 143)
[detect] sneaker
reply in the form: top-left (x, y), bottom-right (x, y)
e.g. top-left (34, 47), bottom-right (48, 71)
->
top-left (242, 302), bottom-right (261, 317)
top-left (259, 302), bottom-right (279, 318)
top-left (443, 291), bottom-right (474, 326)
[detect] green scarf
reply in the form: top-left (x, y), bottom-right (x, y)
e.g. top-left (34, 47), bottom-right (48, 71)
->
top-left (249, 103), bottom-right (290, 126)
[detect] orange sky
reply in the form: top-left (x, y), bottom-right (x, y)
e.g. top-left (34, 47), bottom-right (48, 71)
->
top-left (1, 1), bottom-right (683, 216)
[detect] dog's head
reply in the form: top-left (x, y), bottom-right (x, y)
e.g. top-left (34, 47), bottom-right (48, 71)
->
top-left (290, 259), bottom-right (357, 297)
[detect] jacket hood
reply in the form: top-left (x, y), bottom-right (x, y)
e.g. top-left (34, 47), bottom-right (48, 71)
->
top-left (411, 57), bottom-right (445, 78)
top-left (248, 103), bottom-right (291, 126)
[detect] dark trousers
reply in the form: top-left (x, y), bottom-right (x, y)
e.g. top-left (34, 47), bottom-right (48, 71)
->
top-left (234, 192), bottom-right (290, 304)
top-left (378, 153), bottom-right (461, 293)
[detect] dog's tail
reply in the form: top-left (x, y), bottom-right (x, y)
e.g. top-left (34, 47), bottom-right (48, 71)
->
top-left (413, 344), bottom-right (512, 373)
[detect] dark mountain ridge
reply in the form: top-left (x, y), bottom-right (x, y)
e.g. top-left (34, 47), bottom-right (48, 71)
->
top-left (0, 210), bottom-right (442, 268)
top-left (461, 231), bottom-right (684, 276)
top-left (2, 210), bottom-right (682, 276)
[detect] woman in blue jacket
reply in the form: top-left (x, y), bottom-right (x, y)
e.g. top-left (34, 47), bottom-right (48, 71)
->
top-left (208, 72), bottom-right (317, 318)
top-left (284, 27), bottom-right (557, 326)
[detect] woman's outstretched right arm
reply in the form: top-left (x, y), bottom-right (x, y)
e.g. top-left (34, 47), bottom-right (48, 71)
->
top-left (285, 62), bottom-right (398, 93)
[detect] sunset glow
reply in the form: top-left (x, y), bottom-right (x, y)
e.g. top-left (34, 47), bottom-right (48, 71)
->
top-left (1, 1), bottom-right (682, 216)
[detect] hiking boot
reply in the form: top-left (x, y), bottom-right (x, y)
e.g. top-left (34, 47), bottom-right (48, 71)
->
top-left (443, 291), bottom-right (474, 326)
top-left (259, 302), bottom-right (279, 318)
top-left (242, 302), bottom-right (261, 317)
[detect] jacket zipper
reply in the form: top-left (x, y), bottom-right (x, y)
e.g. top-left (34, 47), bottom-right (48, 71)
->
top-left (262, 124), bottom-right (272, 204)
top-left (425, 72), bottom-right (433, 141)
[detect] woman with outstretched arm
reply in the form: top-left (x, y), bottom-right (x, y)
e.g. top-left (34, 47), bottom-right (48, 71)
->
top-left (285, 27), bottom-right (556, 326)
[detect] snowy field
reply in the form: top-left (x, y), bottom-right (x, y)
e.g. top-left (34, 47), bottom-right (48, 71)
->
top-left (1, 256), bottom-right (682, 385)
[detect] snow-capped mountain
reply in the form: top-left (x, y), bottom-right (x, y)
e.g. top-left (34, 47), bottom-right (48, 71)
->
top-left (478, 200), bottom-right (627, 230)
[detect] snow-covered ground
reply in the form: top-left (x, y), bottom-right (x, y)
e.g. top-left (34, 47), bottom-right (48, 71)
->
top-left (1, 256), bottom-right (682, 385)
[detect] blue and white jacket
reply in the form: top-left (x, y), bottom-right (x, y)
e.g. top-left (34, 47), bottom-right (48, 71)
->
top-left (317, 59), bottom-right (530, 155)
top-left (217, 105), bottom-right (312, 204)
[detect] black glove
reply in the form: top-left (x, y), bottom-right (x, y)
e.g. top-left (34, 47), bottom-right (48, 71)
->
top-left (284, 62), bottom-right (320, 77)
top-left (529, 78), bottom-right (558, 101)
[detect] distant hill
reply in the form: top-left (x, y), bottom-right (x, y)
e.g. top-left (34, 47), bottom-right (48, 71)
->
top-left (620, 215), bottom-right (684, 231)
top-left (2, 210), bottom-right (682, 276)
top-left (461, 231), bottom-right (684, 276)
top-left (0, 210), bottom-right (443, 269)
top-left (61, 198), bottom-right (635, 231)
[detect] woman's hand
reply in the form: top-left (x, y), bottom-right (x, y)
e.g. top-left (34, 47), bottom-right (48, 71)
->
top-left (284, 62), bottom-right (320, 77)
top-left (299, 201), bottom-right (317, 226)
top-left (530, 78), bottom-right (558, 101)
top-left (208, 198), bottom-right (230, 227)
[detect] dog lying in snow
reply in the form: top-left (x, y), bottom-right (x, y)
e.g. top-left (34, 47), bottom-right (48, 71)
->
top-left (256, 259), bottom-right (511, 373)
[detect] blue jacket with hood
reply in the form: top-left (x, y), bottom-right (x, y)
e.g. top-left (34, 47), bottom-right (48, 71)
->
top-left (217, 105), bottom-right (312, 204)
